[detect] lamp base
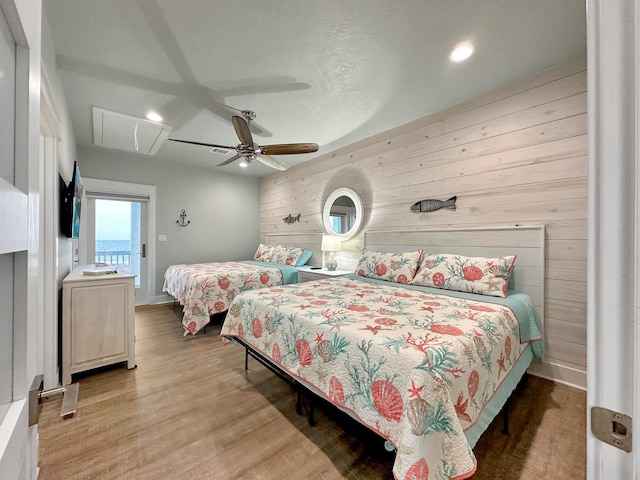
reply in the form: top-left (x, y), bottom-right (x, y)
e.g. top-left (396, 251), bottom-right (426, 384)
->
top-left (326, 252), bottom-right (338, 271)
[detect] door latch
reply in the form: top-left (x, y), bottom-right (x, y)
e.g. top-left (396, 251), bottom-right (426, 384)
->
top-left (591, 406), bottom-right (632, 453)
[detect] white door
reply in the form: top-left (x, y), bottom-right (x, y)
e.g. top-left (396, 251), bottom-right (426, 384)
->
top-left (587, 0), bottom-right (639, 477)
top-left (85, 197), bottom-right (149, 303)
top-left (0, 0), bottom-right (19, 427)
top-left (0, 0), bottom-right (39, 478)
top-left (79, 178), bottom-right (157, 306)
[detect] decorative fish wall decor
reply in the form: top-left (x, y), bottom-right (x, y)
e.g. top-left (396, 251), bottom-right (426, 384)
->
top-left (282, 213), bottom-right (301, 224)
top-left (410, 196), bottom-right (457, 213)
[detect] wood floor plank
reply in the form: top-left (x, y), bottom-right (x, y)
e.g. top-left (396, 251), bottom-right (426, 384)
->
top-left (37, 304), bottom-right (586, 479)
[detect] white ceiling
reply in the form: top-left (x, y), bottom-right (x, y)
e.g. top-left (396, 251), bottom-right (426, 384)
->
top-left (44, 0), bottom-right (587, 178)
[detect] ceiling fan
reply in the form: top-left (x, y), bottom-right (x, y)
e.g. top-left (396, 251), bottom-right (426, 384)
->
top-left (168, 110), bottom-right (319, 171)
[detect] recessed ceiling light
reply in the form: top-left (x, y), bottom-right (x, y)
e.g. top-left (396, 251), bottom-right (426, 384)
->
top-left (239, 161), bottom-right (248, 168)
top-left (449, 43), bottom-right (474, 62)
top-left (146, 111), bottom-right (163, 122)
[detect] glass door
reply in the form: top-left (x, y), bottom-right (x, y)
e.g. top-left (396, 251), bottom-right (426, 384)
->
top-left (87, 198), bottom-right (149, 304)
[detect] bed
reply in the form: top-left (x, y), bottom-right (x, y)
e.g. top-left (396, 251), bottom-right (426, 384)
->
top-left (220, 227), bottom-right (545, 479)
top-left (163, 242), bottom-right (313, 335)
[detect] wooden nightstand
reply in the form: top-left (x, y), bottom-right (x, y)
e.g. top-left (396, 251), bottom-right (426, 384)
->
top-left (297, 267), bottom-right (351, 283)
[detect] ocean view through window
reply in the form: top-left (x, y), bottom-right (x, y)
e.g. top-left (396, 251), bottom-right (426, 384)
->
top-left (95, 199), bottom-right (141, 288)
top-left (95, 239), bottom-right (132, 265)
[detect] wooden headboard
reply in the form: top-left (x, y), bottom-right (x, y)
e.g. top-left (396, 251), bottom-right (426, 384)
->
top-left (364, 226), bottom-right (546, 336)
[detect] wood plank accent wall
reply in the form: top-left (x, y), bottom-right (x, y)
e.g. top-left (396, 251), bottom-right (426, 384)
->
top-left (259, 58), bottom-right (587, 389)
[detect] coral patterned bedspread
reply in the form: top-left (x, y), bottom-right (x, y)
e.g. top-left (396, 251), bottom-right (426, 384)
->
top-left (163, 261), bottom-right (297, 334)
top-left (220, 275), bottom-right (543, 480)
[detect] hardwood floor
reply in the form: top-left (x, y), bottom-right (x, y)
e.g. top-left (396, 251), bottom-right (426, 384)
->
top-left (38, 304), bottom-right (586, 479)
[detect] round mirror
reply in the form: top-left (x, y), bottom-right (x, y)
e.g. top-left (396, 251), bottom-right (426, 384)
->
top-left (322, 187), bottom-right (364, 240)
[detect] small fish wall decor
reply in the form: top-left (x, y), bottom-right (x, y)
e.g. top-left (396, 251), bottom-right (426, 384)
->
top-left (410, 196), bottom-right (457, 213)
top-left (282, 213), bottom-right (301, 224)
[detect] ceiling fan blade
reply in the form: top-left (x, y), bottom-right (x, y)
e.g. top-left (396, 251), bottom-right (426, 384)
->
top-left (260, 143), bottom-right (319, 155)
top-left (216, 154), bottom-right (242, 167)
top-left (232, 115), bottom-right (254, 146)
top-left (168, 138), bottom-right (236, 150)
top-left (255, 154), bottom-right (290, 171)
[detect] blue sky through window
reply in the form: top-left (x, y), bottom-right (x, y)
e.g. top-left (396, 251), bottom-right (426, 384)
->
top-left (96, 199), bottom-right (131, 240)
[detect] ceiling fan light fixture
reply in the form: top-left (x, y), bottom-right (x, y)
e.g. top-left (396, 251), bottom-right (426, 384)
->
top-left (146, 111), bottom-right (163, 122)
top-left (449, 42), bottom-right (474, 62)
top-left (169, 111), bottom-right (317, 171)
top-left (238, 160), bottom-right (249, 168)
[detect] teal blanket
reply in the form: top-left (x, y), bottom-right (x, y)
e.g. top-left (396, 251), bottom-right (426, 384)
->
top-left (241, 260), bottom-right (299, 285)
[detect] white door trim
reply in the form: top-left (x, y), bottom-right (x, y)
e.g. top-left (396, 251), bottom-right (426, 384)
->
top-left (587, 0), bottom-right (639, 476)
top-left (40, 63), bottom-right (61, 390)
top-left (79, 177), bottom-right (156, 305)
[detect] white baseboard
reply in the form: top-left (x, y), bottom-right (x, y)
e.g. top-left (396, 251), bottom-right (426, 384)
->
top-left (527, 358), bottom-right (586, 391)
top-left (153, 294), bottom-right (174, 305)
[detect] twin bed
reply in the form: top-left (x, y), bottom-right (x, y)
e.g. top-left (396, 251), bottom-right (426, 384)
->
top-left (219, 227), bottom-right (545, 480)
top-left (164, 227), bottom-right (545, 479)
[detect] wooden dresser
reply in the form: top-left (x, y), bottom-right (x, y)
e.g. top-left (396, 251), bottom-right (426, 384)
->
top-left (61, 264), bottom-right (136, 385)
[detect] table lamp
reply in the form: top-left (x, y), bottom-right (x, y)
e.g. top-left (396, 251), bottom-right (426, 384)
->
top-left (321, 234), bottom-right (342, 271)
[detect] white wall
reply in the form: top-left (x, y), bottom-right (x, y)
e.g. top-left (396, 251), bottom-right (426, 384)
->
top-left (260, 58), bottom-right (588, 389)
top-left (41, 12), bottom-right (76, 180)
top-left (41, 8), bottom-right (77, 279)
top-left (39, 9), bottom-right (79, 392)
top-left (77, 145), bottom-right (261, 298)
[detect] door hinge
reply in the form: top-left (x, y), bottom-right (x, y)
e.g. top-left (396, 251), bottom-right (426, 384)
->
top-left (591, 406), bottom-right (632, 453)
top-left (142, 243), bottom-right (146, 258)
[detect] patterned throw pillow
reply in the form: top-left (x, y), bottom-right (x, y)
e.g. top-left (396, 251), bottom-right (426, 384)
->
top-left (354, 249), bottom-right (423, 284)
top-left (254, 243), bottom-right (276, 262)
top-left (411, 253), bottom-right (516, 297)
top-left (271, 245), bottom-right (305, 266)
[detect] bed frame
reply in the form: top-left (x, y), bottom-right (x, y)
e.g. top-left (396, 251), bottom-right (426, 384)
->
top-left (240, 225), bottom-right (546, 444)
top-left (237, 336), bottom-right (318, 425)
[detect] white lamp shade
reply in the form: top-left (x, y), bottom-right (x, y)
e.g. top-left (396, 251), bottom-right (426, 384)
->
top-left (321, 234), bottom-right (342, 252)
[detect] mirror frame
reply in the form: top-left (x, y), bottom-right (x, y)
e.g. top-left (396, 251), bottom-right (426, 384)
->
top-left (322, 187), bottom-right (364, 241)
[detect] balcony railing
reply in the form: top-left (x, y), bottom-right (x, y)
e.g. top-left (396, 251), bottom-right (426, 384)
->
top-left (95, 250), bottom-right (131, 266)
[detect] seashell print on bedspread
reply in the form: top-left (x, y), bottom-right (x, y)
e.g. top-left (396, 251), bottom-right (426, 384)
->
top-left (163, 262), bottom-right (285, 334)
top-left (220, 276), bottom-right (542, 480)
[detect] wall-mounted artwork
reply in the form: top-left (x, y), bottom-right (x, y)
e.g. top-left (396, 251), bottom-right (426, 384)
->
top-left (410, 196), bottom-right (457, 213)
top-left (176, 209), bottom-right (190, 227)
top-left (282, 213), bottom-right (301, 224)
